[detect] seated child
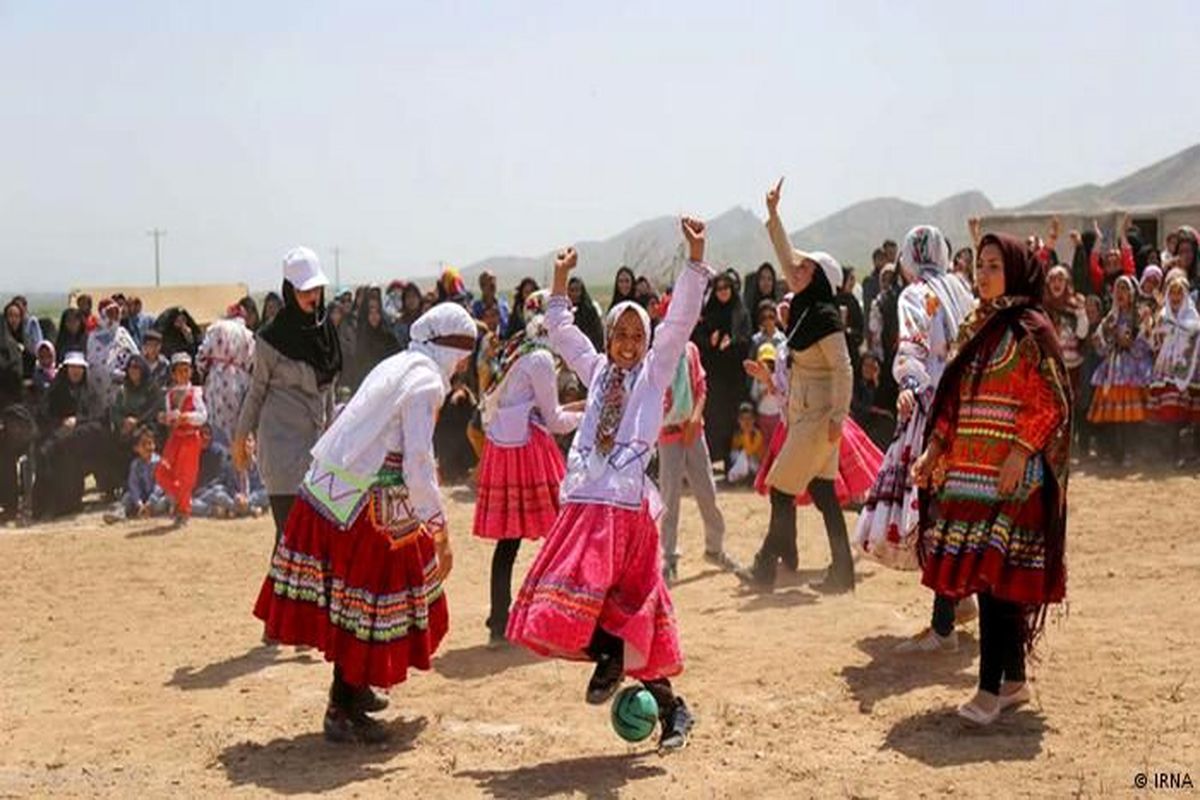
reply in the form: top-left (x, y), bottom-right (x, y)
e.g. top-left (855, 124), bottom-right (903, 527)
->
top-left (104, 426), bottom-right (170, 523)
top-left (727, 402), bottom-right (765, 485)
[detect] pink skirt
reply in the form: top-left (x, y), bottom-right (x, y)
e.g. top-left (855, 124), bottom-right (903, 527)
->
top-left (754, 417), bottom-right (883, 506)
top-left (506, 501), bottom-right (683, 682)
top-left (473, 426), bottom-right (566, 541)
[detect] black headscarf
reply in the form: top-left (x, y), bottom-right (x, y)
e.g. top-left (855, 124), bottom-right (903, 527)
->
top-left (155, 306), bottom-right (202, 358)
top-left (743, 262), bottom-right (783, 320)
top-left (47, 365), bottom-right (86, 422)
top-left (0, 311), bottom-right (23, 408)
top-left (609, 267), bottom-right (637, 311)
top-left (698, 272), bottom-right (750, 342)
top-left (351, 293), bottom-right (400, 386)
top-left (55, 308), bottom-right (88, 364)
top-left (921, 232), bottom-right (1070, 651)
top-left (257, 280), bottom-right (342, 387)
top-left (785, 263), bottom-right (844, 352)
top-left (568, 277), bottom-right (605, 351)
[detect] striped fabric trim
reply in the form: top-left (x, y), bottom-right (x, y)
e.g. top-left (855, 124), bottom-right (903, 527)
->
top-left (266, 544), bottom-right (444, 643)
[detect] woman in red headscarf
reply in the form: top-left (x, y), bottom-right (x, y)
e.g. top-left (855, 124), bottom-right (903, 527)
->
top-left (912, 232), bottom-right (1072, 726)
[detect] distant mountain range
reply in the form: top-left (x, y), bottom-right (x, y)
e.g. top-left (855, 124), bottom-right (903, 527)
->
top-left (465, 142), bottom-right (1200, 284)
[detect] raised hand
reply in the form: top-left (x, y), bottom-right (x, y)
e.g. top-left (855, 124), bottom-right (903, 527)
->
top-left (766, 177), bottom-right (784, 216)
top-left (681, 217), bottom-right (706, 262)
top-left (555, 247), bottom-right (578, 273)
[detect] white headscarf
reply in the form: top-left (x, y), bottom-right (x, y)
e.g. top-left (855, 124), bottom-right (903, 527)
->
top-left (522, 290), bottom-right (551, 342)
top-left (408, 303), bottom-right (478, 386)
top-left (1155, 276), bottom-right (1200, 389)
top-left (604, 301), bottom-right (652, 346)
top-left (900, 224), bottom-right (975, 339)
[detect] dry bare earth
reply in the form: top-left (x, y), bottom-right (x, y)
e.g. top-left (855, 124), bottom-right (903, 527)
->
top-left (1, 469), bottom-right (1197, 799)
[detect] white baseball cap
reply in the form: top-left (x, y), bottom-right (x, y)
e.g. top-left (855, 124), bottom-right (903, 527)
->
top-left (282, 246), bottom-right (330, 292)
top-left (794, 248), bottom-right (844, 293)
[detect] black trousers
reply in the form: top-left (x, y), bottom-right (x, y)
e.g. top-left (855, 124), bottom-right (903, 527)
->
top-left (268, 494), bottom-right (295, 546)
top-left (977, 592), bottom-right (1026, 694)
top-left (760, 480), bottom-right (852, 576)
top-left (931, 594), bottom-right (957, 637)
top-left (488, 539), bottom-right (521, 635)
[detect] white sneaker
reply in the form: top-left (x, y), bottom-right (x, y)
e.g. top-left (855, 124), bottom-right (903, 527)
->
top-left (894, 627), bottom-right (958, 654)
top-left (954, 596), bottom-right (979, 626)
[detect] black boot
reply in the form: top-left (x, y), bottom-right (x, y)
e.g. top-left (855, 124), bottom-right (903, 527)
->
top-left (735, 549), bottom-right (777, 589)
top-left (348, 685), bottom-right (390, 714)
top-left (809, 479), bottom-right (855, 594)
top-left (323, 706), bottom-right (390, 744)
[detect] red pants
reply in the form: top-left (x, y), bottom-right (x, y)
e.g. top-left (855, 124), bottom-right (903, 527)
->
top-left (156, 428), bottom-right (203, 516)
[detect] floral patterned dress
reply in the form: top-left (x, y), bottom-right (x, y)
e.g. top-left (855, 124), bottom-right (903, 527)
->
top-left (197, 317), bottom-right (255, 440)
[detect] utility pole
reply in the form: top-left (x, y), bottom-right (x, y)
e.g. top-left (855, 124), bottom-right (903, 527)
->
top-left (331, 246), bottom-right (342, 287)
top-left (147, 228), bottom-right (166, 286)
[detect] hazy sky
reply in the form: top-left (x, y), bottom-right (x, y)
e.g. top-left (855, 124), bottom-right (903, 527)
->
top-left (3, 0), bottom-right (1199, 291)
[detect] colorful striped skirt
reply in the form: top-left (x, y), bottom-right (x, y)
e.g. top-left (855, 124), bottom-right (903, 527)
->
top-left (853, 407), bottom-right (927, 571)
top-left (473, 425), bottom-right (565, 541)
top-left (253, 496), bottom-right (448, 689)
top-left (507, 501), bottom-right (683, 682)
top-left (1146, 381), bottom-right (1200, 424)
top-left (1087, 384), bottom-right (1147, 423)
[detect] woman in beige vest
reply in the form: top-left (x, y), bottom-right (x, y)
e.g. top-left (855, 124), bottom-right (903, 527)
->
top-left (737, 178), bottom-right (854, 592)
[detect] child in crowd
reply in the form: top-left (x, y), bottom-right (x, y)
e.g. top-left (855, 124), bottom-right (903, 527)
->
top-left (105, 426), bottom-right (170, 523)
top-left (193, 433), bottom-right (269, 518)
top-left (156, 353), bottom-right (207, 526)
top-left (1147, 274), bottom-right (1200, 466)
top-left (657, 339), bottom-right (733, 584)
top-left (142, 330), bottom-right (171, 388)
top-left (750, 299), bottom-right (787, 357)
top-left (1044, 266), bottom-right (1091, 403)
top-left (850, 352), bottom-right (895, 450)
top-left (727, 402), bottom-right (764, 485)
top-left (1088, 276), bottom-right (1153, 466)
top-left (749, 343), bottom-right (783, 445)
top-left (1076, 295), bottom-right (1104, 457)
top-left (31, 341), bottom-right (57, 396)
top-left (508, 218), bottom-right (711, 754)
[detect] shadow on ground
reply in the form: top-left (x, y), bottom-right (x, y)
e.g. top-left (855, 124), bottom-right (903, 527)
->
top-left (883, 706), bottom-right (1048, 766)
top-left (166, 644), bottom-right (317, 691)
top-left (217, 716), bottom-right (427, 794)
top-left (841, 633), bottom-right (978, 713)
top-left (457, 752), bottom-right (666, 800)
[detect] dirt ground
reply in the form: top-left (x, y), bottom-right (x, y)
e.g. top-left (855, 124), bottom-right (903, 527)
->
top-left (1, 468), bottom-right (1197, 799)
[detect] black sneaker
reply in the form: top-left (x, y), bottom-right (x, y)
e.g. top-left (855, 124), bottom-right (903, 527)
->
top-left (658, 698), bottom-right (695, 752)
top-left (349, 686), bottom-right (390, 714)
top-left (585, 652), bottom-right (625, 705)
top-left (487, 629), bottom-right (509, 651)
top-left (735, 551), bottom-right (776, 590)
top-left (322, 706), bottom-right (390, 744)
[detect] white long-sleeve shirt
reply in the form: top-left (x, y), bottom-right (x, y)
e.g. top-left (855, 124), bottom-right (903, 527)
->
top-left (548, 259), bottom-right (713, 513)
top-left (303, 350), bottom-right (446, 530)
top-left (482, 348), bottom-right (583, 446)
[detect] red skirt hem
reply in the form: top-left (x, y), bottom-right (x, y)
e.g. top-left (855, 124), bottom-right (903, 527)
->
top-left (473, 426), bottom-right (565, 541)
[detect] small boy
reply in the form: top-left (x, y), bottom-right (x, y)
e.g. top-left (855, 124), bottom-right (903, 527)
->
top-left (156, 353), bottom-right (207, 526)
top-left (193, 432), bottom-right (268, 518)
top-left (104, 426), bottom-right (169, 523)
top-left (749, 342), bottom-right (782, 446)
top-left (727, 402), bottom-right (765, 486)
top-left (750, 299), bottom-right (787, 357)
top-left (31, 341), bottom-right (57, 396)
top-left (142, 330), bottom-right (171, 389)
top-left (658, 340), bottom-right (733, 584)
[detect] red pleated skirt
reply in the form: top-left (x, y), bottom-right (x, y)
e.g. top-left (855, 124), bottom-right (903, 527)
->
top-left (253, 496), bottom-right (449, 689)
top-left (507, 501), bottom-right (683, 682)
top-left (755, 417), bottom-right (884, 506)
top-left (473, 425), bottom-right (566, 541)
